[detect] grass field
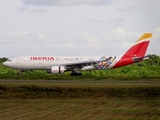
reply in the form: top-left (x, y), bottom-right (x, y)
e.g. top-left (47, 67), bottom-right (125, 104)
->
top-left (0, 98), bottom-right (160, 120)
top-left (0, 55), bottom-right (160, 119)
top-left (0, 81), bottom-right (160, 119)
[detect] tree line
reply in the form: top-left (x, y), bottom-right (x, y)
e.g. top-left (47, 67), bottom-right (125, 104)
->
top-left (0, 57), bottom-right (8, 63)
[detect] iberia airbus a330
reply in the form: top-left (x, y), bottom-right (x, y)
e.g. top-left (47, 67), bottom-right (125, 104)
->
top-left (3, 33), bottom-right (152, 76)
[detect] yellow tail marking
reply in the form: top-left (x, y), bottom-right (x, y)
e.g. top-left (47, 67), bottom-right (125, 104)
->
top-left (136, 33), bottom-right (152, 43)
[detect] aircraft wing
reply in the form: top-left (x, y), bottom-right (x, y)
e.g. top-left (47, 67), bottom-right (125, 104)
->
top-left (61, 57), bottom-right (113, 70)
top-left (61, 60), bottom-right (99, 70)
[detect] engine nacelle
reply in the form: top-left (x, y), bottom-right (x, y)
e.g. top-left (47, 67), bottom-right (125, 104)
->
top-left (50, 66), bottom-right (65, 74)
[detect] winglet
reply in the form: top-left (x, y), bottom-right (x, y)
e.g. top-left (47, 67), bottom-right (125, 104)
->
top-left (136, 33), bottom-right (152, 43)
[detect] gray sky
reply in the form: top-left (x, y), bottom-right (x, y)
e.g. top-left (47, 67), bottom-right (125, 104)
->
top-left (0, 0), bottom-right (160, 58)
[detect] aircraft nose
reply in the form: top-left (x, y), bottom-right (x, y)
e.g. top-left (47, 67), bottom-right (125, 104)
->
top-left (3, 61), bottom-right (6, 65)
top-left (3, 61), bottom-right (8, 67)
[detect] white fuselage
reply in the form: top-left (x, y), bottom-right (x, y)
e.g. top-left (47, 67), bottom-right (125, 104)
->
top-left (3, 55), bottom-right (120, 71)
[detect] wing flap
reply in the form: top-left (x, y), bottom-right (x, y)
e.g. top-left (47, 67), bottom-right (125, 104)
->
top-left (62, 60), bottom-right (100, 70)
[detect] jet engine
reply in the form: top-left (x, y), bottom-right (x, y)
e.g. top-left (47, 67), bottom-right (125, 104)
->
top-left (50, 66), bottom-right (65, 74)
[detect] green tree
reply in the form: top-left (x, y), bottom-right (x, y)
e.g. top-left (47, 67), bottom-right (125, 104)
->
top-left (0, 57), bottom-right (8, 63)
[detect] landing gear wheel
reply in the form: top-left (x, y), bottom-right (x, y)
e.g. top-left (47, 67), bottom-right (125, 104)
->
top-left (70, 72), bottom-right (82, 76)
top-left (70, 73), bottom-right (74, 76)
top-left (78, 73), bottom-right (82, 76)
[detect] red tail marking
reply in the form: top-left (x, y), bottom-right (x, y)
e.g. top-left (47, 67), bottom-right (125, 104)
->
top-left (113, 41), bottom-right (150, 68)
top-left (123, 41), bottom-right (149, 57)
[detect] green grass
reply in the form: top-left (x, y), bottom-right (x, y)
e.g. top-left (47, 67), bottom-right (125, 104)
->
top-left (0, 81), bottom-right (160, 119)
top-left (0, 98), bottom-right (159, 120)
top-left (0, 82), bottom-right (160, 99)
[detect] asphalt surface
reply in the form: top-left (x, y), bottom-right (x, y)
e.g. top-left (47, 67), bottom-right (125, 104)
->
top-left (0, 80), bottom-right (160, 84)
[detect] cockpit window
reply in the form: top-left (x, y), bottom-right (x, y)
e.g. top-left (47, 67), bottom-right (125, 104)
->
top-left (7, 59), bottom-right (12, 61)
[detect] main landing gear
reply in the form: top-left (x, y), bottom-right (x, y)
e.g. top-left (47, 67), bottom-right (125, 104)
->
top-left (70, 68), bottom-right (82, 76)
top-left (70, 72), bottom-right (82, 76)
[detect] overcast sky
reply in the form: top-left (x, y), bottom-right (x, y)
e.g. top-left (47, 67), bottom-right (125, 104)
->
top-left (0, 0), bottom-right (160, 58)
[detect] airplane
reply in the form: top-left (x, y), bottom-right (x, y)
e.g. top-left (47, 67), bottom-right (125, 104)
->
top-left (3, 33), bottom-right (152, 76)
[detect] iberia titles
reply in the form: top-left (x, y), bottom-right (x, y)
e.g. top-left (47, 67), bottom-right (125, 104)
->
top-left (30, 57), bottom-right (54, 61)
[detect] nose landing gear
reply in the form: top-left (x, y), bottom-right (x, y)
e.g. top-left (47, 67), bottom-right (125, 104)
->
top-left (18, 69), bottom-right (22, 75)
top-left (70, 67), bottom-right (82, 76)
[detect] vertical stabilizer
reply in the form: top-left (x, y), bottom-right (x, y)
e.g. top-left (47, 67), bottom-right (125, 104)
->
top-left (113, 33), bottom-right (152, 68)
top-left (124, 33), bottom-right (152, 57)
